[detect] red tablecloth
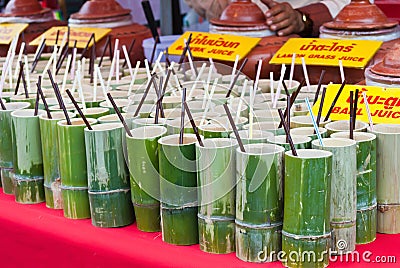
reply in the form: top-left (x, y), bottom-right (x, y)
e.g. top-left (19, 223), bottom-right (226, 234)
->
top-left (0, 192), bottom-right (398, 267)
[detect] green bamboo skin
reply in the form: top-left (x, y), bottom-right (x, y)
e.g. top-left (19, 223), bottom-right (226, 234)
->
top-left (325, 120), bottom-right (368, 136)
top-left (127, 126), bottom-right (167, 232)
top-left (230, 130), bottom-right (274, 145)
top-left (88, 189), bottom-right (134, 227)
top-left (290, 127), bottom-right (328, 141)
top-left (198, 216), bottom-right (235, 254)
top-left (161, 206), bottom-right (199, 245)
top-left (283, 149), bottom-right (332, 268)
top-left (158, 134), bottom-right (200, 245)
top-left (79, 108), bottom-right (109, 119)
top-left (236, 144), bottom-right (285, 262)
top-left (57, 118), bottom-right (98, 187)
top-left (267, 135), bottom-right (312, 151)
top-left (40, 112), bottom-right (76, 209)
top-left (235, 221), bottom-right (282, 263)
top-left (369, 124), bottom-right (400, 234)
top-left (61, 186), bottom-right (91, 219)
top-left (312, 138), bottom-right (357, 254)
top-left (85, 123), bottom-right (129, 192)
top-left (1, 168), bottom-right (14, 194)
top-left (198, 124), bottom-right (232, 139)
top-left (14, 177), bottom-right (45, 204)
top-left (196, 138), bottom-right (238, 254)
top-left (11, 109), bottom-right (46, 204)
top-left (331, 132), bottom-right (377, 244)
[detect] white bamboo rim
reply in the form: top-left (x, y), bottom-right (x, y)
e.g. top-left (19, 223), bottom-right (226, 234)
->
top-left (214, 104), bottom-right (247, 114)
top-left (123, 104), bottom-right (155, 114)
top-left (0, 91), bottom-right (16, 97)
top-left (167, 118), bottom-right (203, 128)
top-left (370, 124), bottom-right (400, 135)
top-left (198, 138), bottom-right (238, 149)
top-left (86, 122), bottom-right (122, 132)
top-left (325, 120), bottom-right (368, 132)
top-left (11, 109), bottom-right (45, 118)
top-left (290, 127), bottom-right (327, 137)
top-left (221, 74), bottom-right (246, 84)
top-left (331, 132), bottom-right (376, 143)
top-left (301, 84), bottom-right (325, 93)
top-left (268, 135), bottom-right (311, 145)
top-left (291, 115), bottom-right (331, 125)
top-left (199, 123), bottom-right (231, 132)
top-left (3, 102), bottom-right (30, 111)
top-left (10, 94), bottom-right (37, 100)
top-left (158, 133), bottom-right (200, 146)
top-left (58, 118), bottom-right (97, 127)
top-left (162, 96), bottom-right (182, 104)
top-left (191, 111), bottom-right (221, 119)
top-left (231, 129), bottom-right (274, 140)
top-left (209, 116), bottom-right (247, 126)
top-left (186, 100), bottom-right (215, 110)
top-left (99, 99), bottom-right (129, 108)
top-left (39, 111), bottom-right (76, 121)
top-left (243, 121), bottom-right (281, 131)
top-left (286, 149), bottom-right (332, 159)
top-left (253, 101), bottom-right (287, 110)
top-left (150, 108), bottom-right (181, 119)
top-left (98, 113), bottom-right (134, 123)
top-left (83, 107), bottom-right (109, 115)
top-left (312, 138), bottom-right (356, 148)
top-left (49, 103), bottom-right (82, 110)
top-left (133, 117), bottom-right (167, 126)
top-left (39, 97), bottom-right (71, 106)
top-left (238, 143), bottom-right (285, 156)
top-left (108, 91), bottom-right (129, 98)
top-left (128, 93), bottom-right (157, 103)
top-left (129, 125), bottom-right (167, 139)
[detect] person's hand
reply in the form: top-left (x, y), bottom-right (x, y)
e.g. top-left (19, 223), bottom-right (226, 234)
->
top-left (260, 0), bottom-right (304, 36)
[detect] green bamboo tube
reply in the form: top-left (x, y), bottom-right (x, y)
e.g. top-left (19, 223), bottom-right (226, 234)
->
top-left (290, 127), bottom-right (328, 141)
top-left (127, 126), bottom-right (167, 232)
top-left (198, 124), bottom-right (232, 139)
top-left (40, 112), bottom-right (76, 209)
top-left (331, 132), bottom-right (377, 244)
top-left (283, 149), bottom-right (332, 268)
top-left (196, 138), bottom-right (237, 254)
top-left (325, 120), bottom-right (368, 136)
top-left (11, 109), bottom-right (46, 204)
top-left (0, 102), bottom-right (30, 194)
top-left (267, 135), bottom-right (311, 151)
top-left (83, 100), bottom-right (104, 108)
top-left (158, 134), bottom-right (200, 245)
top-left (58, 118), bottom-right (97, 219)
top-left (290, 116), bottom-right (331, 129)
top-left (236, 144), bottom-right (285, 262)
top-left (85, 123), bottom-right (134, 227)
top-left (61, 185), bottom-right (91, 219)
top-left (230, 130), bottom-right (274, 145)
top-left (78, 107), bottom-right (109, 119)
top-left (369, 124), bottom-right (400, 234)
top-left (9, 94), bottom-right (38, 108)
top-left (243, 121), bottom-right (285, 136)
top-left (312, 138), bottom-right (357, 254)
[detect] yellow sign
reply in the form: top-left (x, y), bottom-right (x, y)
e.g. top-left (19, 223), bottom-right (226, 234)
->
top-left (270, 38), bottom-right (382, 68)
top-left (312, 84), bottom-right (400, 124)
top-left (168, 31), bottom-right (261, 61)
top-left (0, 23), bottom-right (28, 45)
top-left (29, 26), bottom-right (111, 48)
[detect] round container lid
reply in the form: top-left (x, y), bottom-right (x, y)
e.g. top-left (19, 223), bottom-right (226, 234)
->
top-left (69, 0), bottom-right (131, 20)
top-left (323, 0), bottom-right (398, 30)
top-left (0, 0), bottom-right (51, 17)
top-left (209, 0), bottom-right (267, 27)
top-left (370, 43), bottom-right (400, 78)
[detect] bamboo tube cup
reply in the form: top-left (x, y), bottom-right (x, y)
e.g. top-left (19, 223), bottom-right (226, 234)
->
top-left (369, 124), bottom-right (400, 234)
top-left (39, 111), bottom-right (76, 209)
top-left (312, 138), bottom-right (357, 254)
top-left (196, 138), bottom-right (238, 254)
top-left (127, 126), bottom-right (167, 232)
top-left (57, 117), bottom-right (97, 219)
top-left (84, 123), bottom-right (134, 227)
top-left (236, 144), bottom-right (285, 262)
top-left (158, 133), bottom-right (201, 245)
top-left (283, 149), bottom-right (332, 268)
top-left (331, 132), bottom-right (377, 244)
top-left (0, 102), bottom-right (30, 194)
top-left (11, 109), bottom-right (46, 204)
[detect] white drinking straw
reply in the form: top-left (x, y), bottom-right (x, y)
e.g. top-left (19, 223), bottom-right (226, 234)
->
top-left (362, 92), bottom-right (374, 131)
top-left (301, 57), bottom-right (311, 92)
top-left (305, 97), bottom-right (324, 146)
top-left (128, 61), bottom-right (141, 96)
top-left (269, 72), bottom-right (274, 102)
top-left (200, 77), bottom-right (218, 126)
top-left (14, 42), bottom-right (25, 79)
top-left (289, 53), bottom-right (296, 88)
top-left (151, 51), bottom-right (164, 75)
top-left (61, 54), bottom-right (72, 94)
top-left (106, 39), bottom-right (119, 90)
top-left (42, 49), bottom-right (56, 76)
top-left (235, 79), bottom-right (247, 124)
top-left (273, 64), bottom-right (286, 108)
top-left (96, 65), bottom-right (110, 106)
top-left (122, 45), bottom-right (134, 78)
top-left (33, 36), bottom-right (45, 60)
top-left (231, 55), bottom-right (240, 80)
top-left (57, 32), bottom-right (68, 58)
top-left (253, 59), bottom-right (263, 97)
top-left (188, 62), bottom-right (206, 99)
top-left (144, 59), bottom-right (152, 81)
top-left (81, 57), bottom-right (86, 78)
top-left (77, 68), bottom-right (86, 113)
top-left (116, 50), bottom-right (120, 84)
top-left (71, 47), bottom-right (77, 80)
top-left (202, 64), bottom-right (214, 109)
top-left (339, 60), bottom-right (345, 83)
top-left (93, 63), bottom-right (98, 102)
top-left (24, 55), bottom-right (31, 93)
top-left (52, 45), bottom-right (58, 75)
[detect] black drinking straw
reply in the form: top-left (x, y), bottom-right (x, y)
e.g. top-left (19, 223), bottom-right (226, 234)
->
top-left (353, 89), bottom-right (359, 130)
top-left (223, 103), bottom-right (246, 153)
top-left (324, 80), bottom-right (347, 122)
top-left (350, 91), bottom-right (354, 140)
top-left (149, 36), bottom-right (159, 68)
top-left (154, 76), bottom-right (163, 124)
top-left (65, 89), bottom-right (92, 130)
top-left (134, 75), bottom-right (156, 117)
top-left (178, 33), bottom-right (193, 68)
top-left (226, 58), bottom-right (249, 98)
top-left (15, 61), bottom-right (24, 95)
top-left (278, 79), bottom-right (305, 128)
top-left (34, 88), bottom-right (40, 116)
top-left (20, 61), bottom-right (29, 98)
top-left (183, 102), bottom-right (203, 146)
top-left (282, 80), bottom-right (290, 97)
top-left (286, 95), bottom-right (290, 143)
top-left (316, 87), bottom-right (327, 127)
top-left (47, 70), bottom-right (71, 125)
top-left (56, 44), bottom-right (69, 74)
top-left (141, 0), bottom-right (160, 42)
top-left (278, 109), bottom-right (297, 156)
top-left (37, 76), bottom-right (51, 119)
top-left (0, 97), bottom-right (6, 110)
top-left (122, 39), bottom-right (136, 68)
top-left (90, 42), bottom-right (96, 83)
top-left (179, 88), bottom-right (187, 144)
top-left (107, 93), bottom-right (132, 137)
top-left (80, 33), bottom-right (95, 61)
top-left (313, 69), bottom-right (326, 104)
top-left (31, 39), bottom-right (46, 73)
top-left (152, 77), bottom-right (165, 118)
top-left (55, 30), bottom-right (60, 46)
top-left (99, 35), bottom-right (111, 67)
